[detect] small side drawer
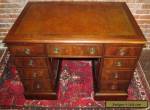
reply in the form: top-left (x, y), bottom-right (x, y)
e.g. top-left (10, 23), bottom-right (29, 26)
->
top-left (104, 44), bottom-right (142, 57)
top-left (17, 68), bottom-right (49, 79)
top-left (23, 79), bottom-right (51, 92)
top-left (14, 57), bottom-right (47, 67)
top-left (101, 70), bottom-right (133, 80)
top-left (47, 44), bottom-right (102, 57)
top-left (9, 44), bottom-right (45, 56)
top-left (100, 80), bottom-right (129, 91)
top-left (33, 79), bottom-right (51, 92)
top-left (103, 58), bottom-right (137, 69)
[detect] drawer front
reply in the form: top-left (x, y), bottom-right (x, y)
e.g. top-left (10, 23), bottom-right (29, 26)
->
top-left (104, 44), bottom-right (142, 57)
top-left (101, 70), bottom-right (133, 80)
top-left (14, 57), bottom-right (23, 67)
top-left (14, 57), bottom-right (47, 67)
top-left (9, 44), bottom-right (45, 56)
top-left (47, 44), bottom-right (102, 57)
top-left (100, 80), bottom-right (129, 91)
top-left (17, 68), bottom-right (49, 79)
top-left (23, 79), bottom-right (51, 92)
top-left (22, 80), bottom-right (33, 92)
top-left (103, 58), bottom-right (137, 69)
top-left (33, 79), bottom-right (51, 92)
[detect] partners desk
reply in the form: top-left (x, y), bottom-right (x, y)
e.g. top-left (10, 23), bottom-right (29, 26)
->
top-left (4, 2), bottom-right (146, 100)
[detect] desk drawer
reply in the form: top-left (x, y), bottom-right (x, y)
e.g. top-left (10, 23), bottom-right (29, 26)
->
top-left (22, 79), bottom-right (51, 92)
top-left (100, 80), bottom-right (129, 91)
top-left (9, 44), bottom-right (45, 56)
top-left (14, 57), bottom-right (47, 67)
top-left (103, 58), bottom-right (137, 69)
top-left (101, 70), bottom-right (133, 80)
top-left (47, 44), bottom-right (102, 57)
top-left (104, 44), bottom-right (142, 57)
top-left (17, 68), bottom-right (49, 79)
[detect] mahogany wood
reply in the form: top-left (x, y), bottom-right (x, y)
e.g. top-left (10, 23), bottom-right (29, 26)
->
top-left (104, 44), bottom-right (142, 57)
top-left (8, 44), bottom-right (46, 56)
top-left (13, 57), bottom-right (48, 67)
top-left (101, 70), bottom-right (133, 80)
top-left (17, 68), bottom-right (50, 79)
top-left (3, 2), bottom-right (146, 100)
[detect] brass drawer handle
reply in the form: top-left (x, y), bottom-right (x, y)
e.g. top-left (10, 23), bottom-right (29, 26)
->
top-left (114, 61), bottom-right (123, 67)
top-left (113, 73), bottom-right (119, 79)
top-left (24, 48), bottom-right (30, 55)
top-left (89, 47), bottom-right (96, 54)
top-left (53, 47), bottom-right (59, 54)
top-left (28, 59), bottom-right (33, 66)
top-left (118, 48), bottom-right (126, 56)
top-left (36, 83), bottom-right (41, 89)
top-left (33, 73), bottom-right (37, 78)
top-left (111, 84), bottom-right (117, 90)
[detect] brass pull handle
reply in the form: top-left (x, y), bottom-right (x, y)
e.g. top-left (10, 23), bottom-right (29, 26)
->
top-left (33, 73), bottom-right (37, 78)
top-left (28, 59), bottom-right (33, 66)
top-left (113, 73), bottom-right (119, 79)
top-left (111, 85), bottom-right (117, 90)
top-left (89, 48), bottom-right (96, 54)
top-left (24, 48), bottom-right (30, 55)
top-left (36, 83), bottom-right (40, 89)
top-left (53, 47), bottom-right (59, 54)
top-left (115, 61), bottom-right (123, 67)
top-left (118, 48), bottom-right (126, 56)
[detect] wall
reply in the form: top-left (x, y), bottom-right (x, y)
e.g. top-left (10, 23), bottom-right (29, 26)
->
top-left (0, 0), bottom-right (150, 47)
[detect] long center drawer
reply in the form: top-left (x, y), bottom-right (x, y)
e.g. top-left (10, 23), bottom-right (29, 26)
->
top-left (47, 44), bottom-right (102, 57)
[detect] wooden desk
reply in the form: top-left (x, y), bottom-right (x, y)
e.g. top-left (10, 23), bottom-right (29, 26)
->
top-left (4, 2), bottom-right (146, 100)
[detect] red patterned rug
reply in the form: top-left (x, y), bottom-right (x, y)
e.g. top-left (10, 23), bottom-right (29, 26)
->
top-left (0, 59), bottom-right (149, 109)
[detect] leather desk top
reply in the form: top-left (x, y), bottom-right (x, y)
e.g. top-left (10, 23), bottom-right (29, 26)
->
top-left (4, 2), bottom-right (146, 44)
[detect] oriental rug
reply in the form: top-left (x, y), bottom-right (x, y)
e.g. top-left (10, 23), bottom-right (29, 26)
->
top-left (0, 59), bottom-right (149, 110)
